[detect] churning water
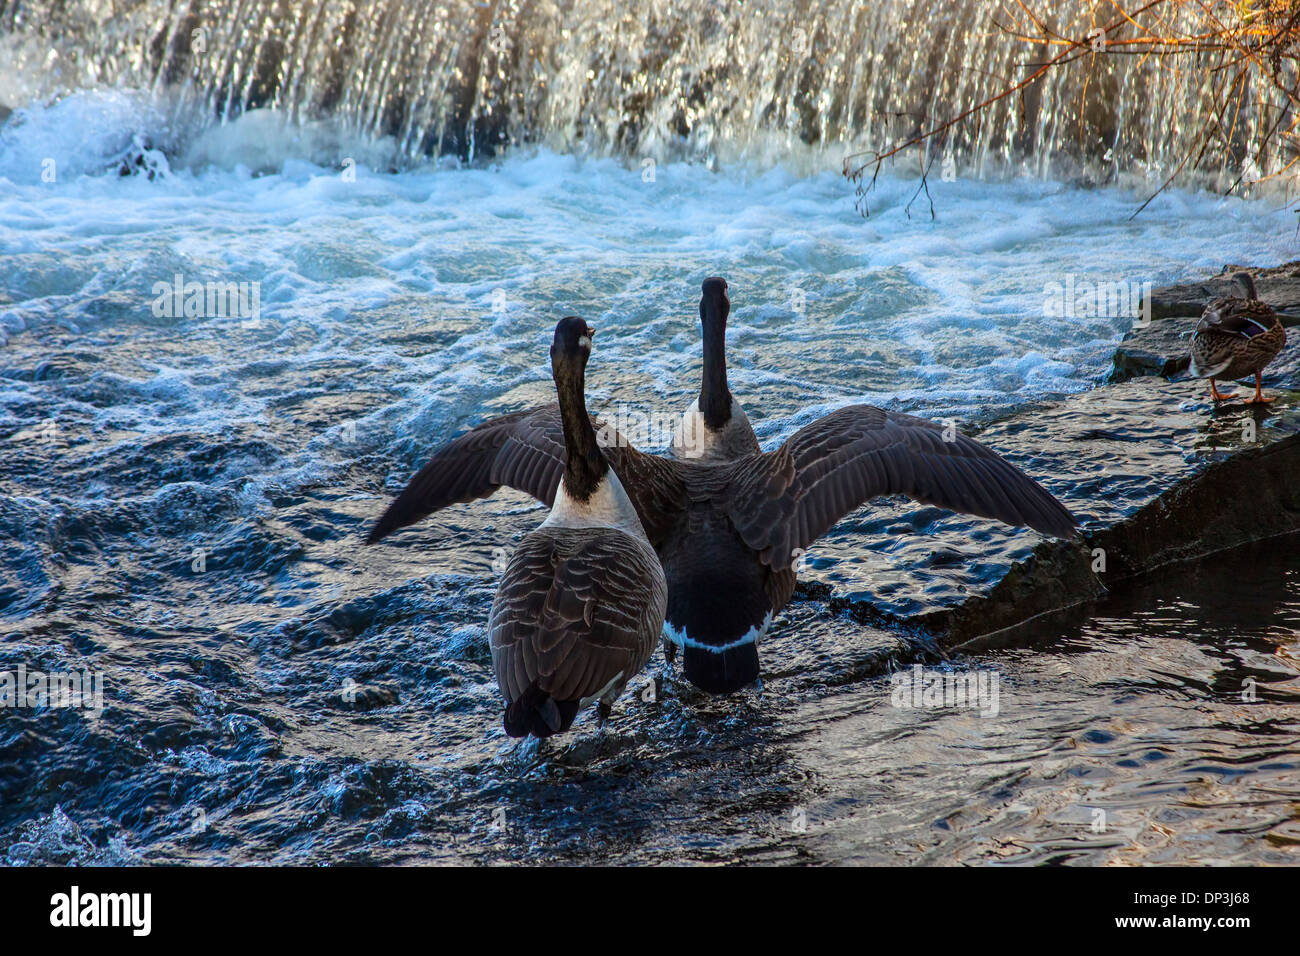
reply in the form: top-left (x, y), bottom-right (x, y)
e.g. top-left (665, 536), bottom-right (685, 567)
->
top-left (2, 2), bottom-right (1299, 864)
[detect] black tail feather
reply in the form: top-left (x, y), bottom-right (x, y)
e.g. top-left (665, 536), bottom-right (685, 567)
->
top-left (503, 683), bottom-right (580, 738)
top-left (682, 641), bottom-right (760, 695)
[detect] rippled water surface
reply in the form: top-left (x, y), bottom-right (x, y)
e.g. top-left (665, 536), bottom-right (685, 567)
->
top-left (2, 113), bottom-right (1299, 863)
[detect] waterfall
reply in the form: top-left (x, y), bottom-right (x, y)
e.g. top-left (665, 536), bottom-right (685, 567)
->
top-left (0, 0), bottom-right (1286, 182)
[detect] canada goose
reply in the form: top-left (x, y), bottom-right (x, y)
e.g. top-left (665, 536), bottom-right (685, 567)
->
top-left (670, 277), bottom-right (760, 462)
top-left (368, 297), bottom-right (1077, 695)
top-left (486, 317), bottom-right (667, 737)
top-left (1189, 272), bottom-right (1286, 404)
top-left (661, 276), bottom-right (766, 679)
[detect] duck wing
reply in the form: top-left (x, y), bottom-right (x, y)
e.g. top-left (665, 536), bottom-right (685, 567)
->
top-left (1196, 297), bottom-right (1278, 339)
top-left (722, 404), bottom-right (1078, 570)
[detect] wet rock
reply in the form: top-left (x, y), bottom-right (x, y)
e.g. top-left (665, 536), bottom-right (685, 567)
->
top-left (1266, 821), bottom-right (1300, 847)
top-left (108, 135), bottom-right (171, 181)
top-left (905, 378), bottom-right (1300, 649)
top-left (140, 721), bottom-right (204, 751)
top-left (1108, 320), bottom-right (1192, 382)
top-left (32, 354), bottom-right (93, 382)
top-left (1146, 262), bottom-right (1300, 319)
top-left (331, 683), bottom-right (400, 711)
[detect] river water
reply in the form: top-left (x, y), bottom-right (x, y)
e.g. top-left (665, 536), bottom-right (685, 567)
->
top-left (2, 6), bottom-right (1299, 862)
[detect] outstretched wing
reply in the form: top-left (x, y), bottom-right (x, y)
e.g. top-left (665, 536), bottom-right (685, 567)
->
top-left (366, 404), bottom-right (567, 545)
top-left (724, 404), bottom-right (1078, 570)
top-left (366, 404), bottom-right (689, 546)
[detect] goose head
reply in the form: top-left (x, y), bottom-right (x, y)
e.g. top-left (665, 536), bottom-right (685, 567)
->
top-left (550, 314), bottom-right (595, 370)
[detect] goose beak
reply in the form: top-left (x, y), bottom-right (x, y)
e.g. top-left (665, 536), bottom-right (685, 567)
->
top-left (580, 325), bottom-right (595, 348)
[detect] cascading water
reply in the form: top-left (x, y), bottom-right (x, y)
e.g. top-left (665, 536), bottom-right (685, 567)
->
top-left (0, 0), bottom-right (1285, 181)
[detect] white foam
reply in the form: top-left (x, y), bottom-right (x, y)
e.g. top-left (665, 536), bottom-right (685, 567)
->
top-left (1, 93), bottom-right (1294, 509)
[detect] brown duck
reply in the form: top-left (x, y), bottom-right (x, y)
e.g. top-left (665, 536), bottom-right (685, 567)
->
top-left (1189, 272), bottom-right (1286, 404)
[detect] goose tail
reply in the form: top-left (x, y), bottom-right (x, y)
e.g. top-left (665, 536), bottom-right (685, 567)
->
top-left (504, 682), bottom-right (579, 738)
top-left (682, 641), bottom-right (760, 695)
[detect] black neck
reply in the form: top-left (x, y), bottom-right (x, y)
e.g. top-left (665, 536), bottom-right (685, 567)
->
top-left (554, 355), bottom-right (607, 501)
top-left (699, 304), bottom-right (732, 429)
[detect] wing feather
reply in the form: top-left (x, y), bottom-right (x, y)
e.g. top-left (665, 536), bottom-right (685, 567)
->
top-left (366, 405), bottom-right (566, 545)
top-left (488, 529), bottom-right (667, 706)
top-left (726, 404), bottom-right (1077, 569)
top-left (367, 405), bottom-right (690, 547)
top-left (1196, 297), bottom-right (1277, 339)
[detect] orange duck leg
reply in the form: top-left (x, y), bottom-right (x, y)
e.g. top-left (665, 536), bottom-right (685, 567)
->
top-left (1209, 378), bottom-right (1235, 402)
top-left (1244, 371), bottom-right (1277, 405)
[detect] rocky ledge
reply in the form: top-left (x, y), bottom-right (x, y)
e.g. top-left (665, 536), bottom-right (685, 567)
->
top-left (1111, 262), bottom-right (1300, 383)
top-left (785, 265), bottom-right (1300, 672)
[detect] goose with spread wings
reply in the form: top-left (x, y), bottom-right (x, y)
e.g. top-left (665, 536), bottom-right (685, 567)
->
top-left (368, 286), bottom-right (1077, 695)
